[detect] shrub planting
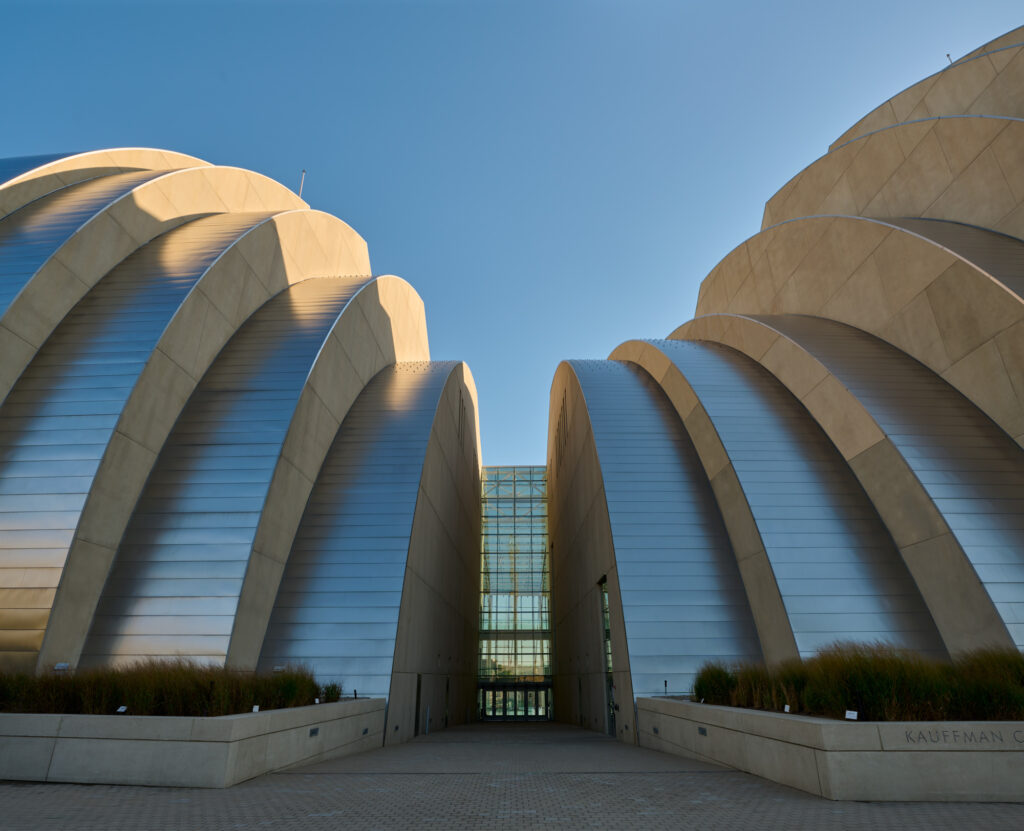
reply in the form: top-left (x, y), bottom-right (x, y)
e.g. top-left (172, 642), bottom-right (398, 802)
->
top-left (692, 662), bottom-right (735, 703)
top-left (0, 660), bottom-right (320, 717)
top-left (692, 643), bottom-right (1024, 721)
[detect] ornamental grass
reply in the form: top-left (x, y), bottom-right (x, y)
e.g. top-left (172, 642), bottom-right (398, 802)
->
top-left (692, 643), bottom-right (1024, 721)
top-left (0, 659), bottom-right (322, 717)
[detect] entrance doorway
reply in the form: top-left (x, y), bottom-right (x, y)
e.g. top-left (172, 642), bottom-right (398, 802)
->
top-left (478, 683), bottom-right (553, 721)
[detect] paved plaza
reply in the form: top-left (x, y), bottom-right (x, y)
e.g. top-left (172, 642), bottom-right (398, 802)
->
top-left (2, 722), bottom-right (1024, 829)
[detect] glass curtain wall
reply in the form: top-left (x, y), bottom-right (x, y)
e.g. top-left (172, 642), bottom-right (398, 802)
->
top-left (600, 578), bottom-right (615, 735)
top-left (478, 466), bottom-right (553, 720)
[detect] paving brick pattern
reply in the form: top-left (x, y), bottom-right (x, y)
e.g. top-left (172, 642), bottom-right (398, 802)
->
top-left (3, 722), bottom-right (1024, 829)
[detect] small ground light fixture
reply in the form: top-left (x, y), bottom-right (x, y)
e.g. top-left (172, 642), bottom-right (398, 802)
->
top-left (54, 662), bottom-right (69, 672)
top-left (117, 706), bottom-right (127, 714)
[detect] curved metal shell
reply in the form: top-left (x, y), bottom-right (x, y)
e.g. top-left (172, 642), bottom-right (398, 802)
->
top-left (752, 314), bottom-right (1024, 650)
top-left (258, 361), bottom-right (462, 697)
top-left (0, 154), bottom-right (78, 190)
top-left (0, 213), bottom-right (272, 670)
top-left (0, 170), bottom-right (168, 318)
top-left (554, 359), bottom-right (762, 699)
top-left (79, 277), bottom-right (373, 667)
top-left (34, 210), bottom-right (376, 673)
top-left (0, 149), bottom-right (450, 705)
top-left (75, 268), bottom-right (431, 671)
top-left (0, 164), bottom-right (309, 410)
top-left (673, 311), bottom-right (1013, 655)
top-left (613, 338), bottom-right (945, 658)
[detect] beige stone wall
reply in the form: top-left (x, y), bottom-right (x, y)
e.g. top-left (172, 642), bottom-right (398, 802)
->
top-left (546, 363), bottom-right (635, 740)
top-left (693, 216), bottom-right (1024, 448)
top-left (957, 25), bottom-right (1024, 64)
top-left (830, 27), bottom-right (1024, 151)
top-left (0, 148), bottom-right (208, 219)
top-left (388, 363), bottom-right (482, 744)
top-left (731, 28), bottom-right (1024, 461)
top-left (764, 117), bottom-right (1024, 233)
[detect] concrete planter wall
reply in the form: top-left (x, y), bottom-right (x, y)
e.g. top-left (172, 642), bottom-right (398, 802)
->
top-left (0, 697), bottom-right (384, 788)
top-left (637, 697), bottom-right (1024, 802)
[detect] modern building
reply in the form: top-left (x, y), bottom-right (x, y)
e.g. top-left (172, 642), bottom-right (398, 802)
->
top-left (547, 24), bottom-right (1024, 741)
top-left (0, 152), bottom-right (480, 742)
top-left (0, 26), bottom-right (1022, 747)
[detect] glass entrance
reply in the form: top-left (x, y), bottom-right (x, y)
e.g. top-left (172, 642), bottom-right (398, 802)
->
top-left (479, 682), bottom-right (553, 721)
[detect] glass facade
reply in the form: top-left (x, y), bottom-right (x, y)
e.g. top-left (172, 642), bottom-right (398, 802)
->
top-left (478, 466), bottom-right (553, 720)
top-left (600, 578), bottom-right (615, 735)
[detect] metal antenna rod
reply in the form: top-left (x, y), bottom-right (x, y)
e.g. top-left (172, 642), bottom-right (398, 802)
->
top-left (946, 53), bottom-right (953, 64)
top-left (298, 169), bottom-right (306, 198)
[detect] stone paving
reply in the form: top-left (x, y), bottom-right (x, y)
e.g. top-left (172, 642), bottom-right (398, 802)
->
top-left (3, 722), bottom-right (1024, 829)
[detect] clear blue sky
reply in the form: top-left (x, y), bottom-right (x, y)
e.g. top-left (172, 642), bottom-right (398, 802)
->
top-left (4, 1), bottom-right (1021, 464)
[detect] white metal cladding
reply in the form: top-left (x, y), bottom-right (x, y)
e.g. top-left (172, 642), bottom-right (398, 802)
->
top-left (648, 338), bottom-right (945, 657)
top-left (80, 277), bottom-right (373, 667)
top-left (0, 171), bottom-right (166, 315)
top-left (754, 314), bottom-right (1024, 649)
top-left (0, 213), bottom-right (273, 663)
top-left (258, 361), bottom-right (460, 698)
top-left (566, 359), bottom-right (763, 697)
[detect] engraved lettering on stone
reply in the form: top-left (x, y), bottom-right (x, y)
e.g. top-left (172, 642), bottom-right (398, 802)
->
top-left (904, 727), bottom-right (1007, 746)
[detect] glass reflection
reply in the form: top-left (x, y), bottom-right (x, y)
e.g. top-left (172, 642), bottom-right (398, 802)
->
top-left (478, 466), bottom-right (553, 720)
